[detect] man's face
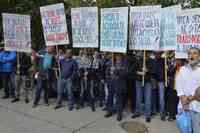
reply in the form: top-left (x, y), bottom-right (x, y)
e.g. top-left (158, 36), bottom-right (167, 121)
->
top-left (188, 48), bottom-right (200, 64)
top-left (65, 50), bottom-right (72, 59)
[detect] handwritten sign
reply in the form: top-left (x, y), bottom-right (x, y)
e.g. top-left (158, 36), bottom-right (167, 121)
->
top-left (160, 5), bottom-right (181, 51)
top-left (2, 13), bottom-right (31, 53)
top-left (100, 7), bottom-right (128, 53)
top-left (129, 6), bottom-right (161, 50)
top-left (176, 8), bottom-right (200, 58)
top-left (40, 3), bottom-right (69, 46)
top-left (71, 7), bottom-right (98, 48)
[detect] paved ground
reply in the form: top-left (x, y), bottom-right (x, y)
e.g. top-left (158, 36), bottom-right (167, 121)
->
top-left (0, 97), bottom-right (180, 133)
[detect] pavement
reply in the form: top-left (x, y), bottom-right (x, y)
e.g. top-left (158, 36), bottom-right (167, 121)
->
top-left (0, 95), bottom-right (180, 133)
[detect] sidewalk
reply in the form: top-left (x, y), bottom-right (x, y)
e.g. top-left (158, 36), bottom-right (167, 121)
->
top-left (0, 97), bottom-right (179, 133)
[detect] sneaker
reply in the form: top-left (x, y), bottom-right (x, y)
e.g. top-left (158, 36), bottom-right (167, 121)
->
top-left (11, 98), bottom-right (20, 103)
top-left (131, 112), bottom-right (141, 119)
top-left (104, 112), bottom-right (113, 118)
top-left (44, 103), bottom-right (49, 106)
top-left (25, 99), bottom-right (29, 104)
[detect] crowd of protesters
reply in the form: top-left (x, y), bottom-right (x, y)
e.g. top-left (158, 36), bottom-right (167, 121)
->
top-left (0, 46), bottom-right (199, 132)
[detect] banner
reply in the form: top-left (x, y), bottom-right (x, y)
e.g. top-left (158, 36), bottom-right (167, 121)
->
top-left (100, 7), bottom-right (128, 53)
top-left (176, 8), bottom-right (200, 58)
top-left (2, 13), bottom-right (31, 53)
top-left (71, 7), bottom-right (98, 48)
top-left (40, 3), bottom-right (69, 46)
top-left (160, 5), bottom-right (181, 51)
top-left (129, 6), bottom-right (161, 50)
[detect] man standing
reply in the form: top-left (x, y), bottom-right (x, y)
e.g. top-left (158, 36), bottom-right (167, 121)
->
top-left (0, 50), bottom-right (16, 100)
top-left (132, 52), bottom-right (156, 122)
top-left (54, 49), bottom-right (78, 111)
top-left (33, 47), bottom-right (55, 108)
top-left (176, 47), bottom-right (200, 133)
top-left (11, 53), bottom-right (32, 103)
top-left (155, 52), bottom-right (166, 121)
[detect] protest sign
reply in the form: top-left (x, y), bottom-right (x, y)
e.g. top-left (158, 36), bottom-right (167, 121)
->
top-left (160, 5), bottom-right (181, 51)
top-left (71, 7), bottom-right (98, 48)
top-left (129, 6), bottom-right (161, 51)
top-left (40, 3), bottom-right (69, 46)
top-left (2, 13), bottom-right (31, 53)
top-left (100, 7), bottom-right (128, 53)
top-left (176, 8), bottom-right (200, 58)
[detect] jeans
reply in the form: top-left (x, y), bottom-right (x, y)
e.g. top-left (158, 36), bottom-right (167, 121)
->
top-left (158, 82), bottom-right (165, 116)
top-left (80, 78), bottom-right (95, 108)
top-left (190, 111), bottom-right (200, 133)
top-left (107, 80), bottom-right (125, 116)
top-left (135, 80), bottom-right (152, 119)
top-left (34, 77), bottom-right (49, 105)
top-left (57, 78), bottom-right (73, 109)
top-left (2, 72), bottom-right (16, 97)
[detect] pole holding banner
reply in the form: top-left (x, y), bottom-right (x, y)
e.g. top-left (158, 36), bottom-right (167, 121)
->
top-left (56, 46), bottom-right (61, 79)
top-left (17, 52), bottom-right (20, 75)
top-left (112, 53), bottom-right (114, 66)
top-left (164, 52), bottom-right (168, 87)
top-left (142, 50), bottom-right (146, 87)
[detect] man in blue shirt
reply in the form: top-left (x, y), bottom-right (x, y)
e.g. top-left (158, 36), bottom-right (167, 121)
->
top-left (0, 49), bottom-right (16, 99)
top-left (33, 47), bottom-right (55, 108)
top-left (54, 49), bottom-right (78, 111)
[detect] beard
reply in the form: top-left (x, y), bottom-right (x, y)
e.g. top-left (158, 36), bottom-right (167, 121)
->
top-left (189, 59), bottom-right (200, 68)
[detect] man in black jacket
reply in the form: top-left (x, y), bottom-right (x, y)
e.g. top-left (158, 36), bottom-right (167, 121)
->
top-left (12, 53), bottom-right (32, 103)
top-left (132, 52), bottom-right (156, 123)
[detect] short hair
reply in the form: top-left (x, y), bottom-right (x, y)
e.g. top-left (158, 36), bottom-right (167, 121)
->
top-left (188, 47), bottom-right (200, 54)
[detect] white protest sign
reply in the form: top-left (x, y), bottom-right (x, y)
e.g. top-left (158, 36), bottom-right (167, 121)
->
top-left (40, 3), bottom-right (69, 46)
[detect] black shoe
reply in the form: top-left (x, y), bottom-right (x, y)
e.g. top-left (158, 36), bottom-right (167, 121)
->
top-left (2, 95), bottom-right (9, 99)
top-left (11, 98), bottom-right (20, 103)
top-left (91, 106), bottom-right (96, 112)
top-left (54, 105), bottom-right (62, 110)
top-left (117, 115), bottom-right (122, 122)
top-left (104, 112), bottom-right (113, 118)
top-left (161, 116), bottom-right (166, 121)
top-left (68, 107), bottom-right (74, 111)
top-left (76, 105), bottom-right (80, 110)
top-left (32, 104), bottom-right (38, 108)
top-left (99, 102), bottom-right (103, 107)
top-left (145, 117), bottom-right (151, 123)
top-left (102, 107), bottom-right (107, 111)
top-left (131, 112), bottom-right (141, 119)
top-left (25, 99), bottom-right (29, 104)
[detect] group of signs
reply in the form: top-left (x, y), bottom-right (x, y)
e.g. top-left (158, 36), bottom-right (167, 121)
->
top-left (2, 3), bottom-right (200, 58)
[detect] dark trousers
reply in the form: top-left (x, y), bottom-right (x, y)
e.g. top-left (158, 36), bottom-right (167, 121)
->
top-left (127, 77), bottom-right (136, 113)
top-left (34, 77), bottom-right (49, 105)
top-left (2, 72), bottom-right (15, 97)
top-left (80, 78), bottom-right (95, 109)
top-left (166, 88), bottom-right (178, 118)
top-left (107, 80), bottom-right (125, 116)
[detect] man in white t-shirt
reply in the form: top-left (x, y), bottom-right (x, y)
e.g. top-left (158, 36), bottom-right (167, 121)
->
top-left (176, 47), bottom-right (200, 133)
